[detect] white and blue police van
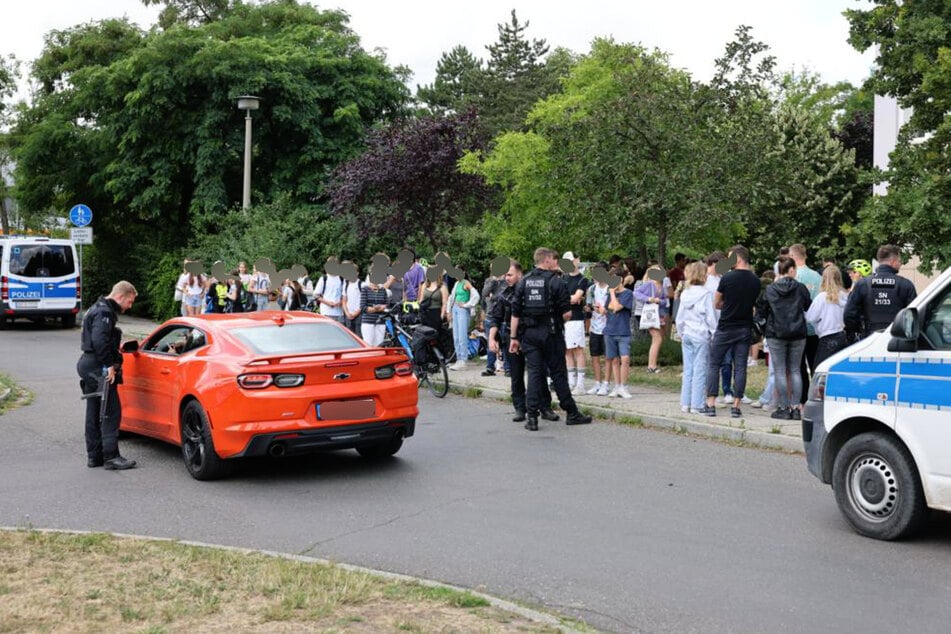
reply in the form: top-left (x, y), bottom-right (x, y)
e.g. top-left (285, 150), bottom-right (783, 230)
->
top-left (0, 236), bottom-right (81, 328)
top-left (804, 265), bottom-right (951, 540)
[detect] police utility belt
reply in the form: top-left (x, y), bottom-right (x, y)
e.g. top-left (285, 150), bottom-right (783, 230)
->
top-left (520, 314), bottom-right (560, 330)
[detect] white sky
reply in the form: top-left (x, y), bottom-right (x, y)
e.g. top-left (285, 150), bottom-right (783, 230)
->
top-left (2, 0), bottom-right (876, 94)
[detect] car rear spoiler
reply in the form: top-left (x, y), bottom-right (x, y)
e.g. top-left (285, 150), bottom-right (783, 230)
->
top-left (243, 346), bottom-right (408, 367)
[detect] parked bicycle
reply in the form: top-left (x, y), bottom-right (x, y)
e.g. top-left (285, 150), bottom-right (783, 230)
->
top-left (381, 305), bottom-right (449, 398)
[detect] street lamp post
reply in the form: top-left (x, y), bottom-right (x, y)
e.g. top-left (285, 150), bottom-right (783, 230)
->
top-left (236, 95), bottom-right (261, 210)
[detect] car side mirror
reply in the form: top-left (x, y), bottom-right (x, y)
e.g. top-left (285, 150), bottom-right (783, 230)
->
top-left (121, 339), bottom-right (140, 353)
top-left (887, 307), bottom-right (919, 352)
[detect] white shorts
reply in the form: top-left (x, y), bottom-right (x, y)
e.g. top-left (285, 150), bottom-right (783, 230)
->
top-left (564, 320), bottom-right (586, 349)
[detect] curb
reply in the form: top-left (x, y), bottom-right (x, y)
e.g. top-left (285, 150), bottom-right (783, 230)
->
top-left (0, 526), bottom-right (587, 634)
top-left (458, 382), bottom-right (804, 453)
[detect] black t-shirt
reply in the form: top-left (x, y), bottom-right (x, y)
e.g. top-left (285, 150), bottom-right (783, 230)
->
top-left (564, 273), bottom-right (590, 321)
top-left (716, 269), bottom-right (761, 329)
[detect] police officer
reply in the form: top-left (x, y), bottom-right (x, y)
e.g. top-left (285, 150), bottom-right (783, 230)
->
top-left (77, 281), bottom-right (138, 470)
top-left (510, 248), bottom-right (593, 431)
top-left (488, 260), bottom-right (555, 423)
top-left (845, 244), bottom-right (917, 340)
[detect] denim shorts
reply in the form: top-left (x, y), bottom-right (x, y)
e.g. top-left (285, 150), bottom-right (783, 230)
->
top-left (604, 334), bottom-right (631, 359)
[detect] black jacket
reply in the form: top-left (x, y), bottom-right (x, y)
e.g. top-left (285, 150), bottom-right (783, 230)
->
top-left (844, 264), bottom-right (917, 336)
top-left (756, 277), bottom-right (812, 340)
top-left (80, 296), bottom-right (123, 369)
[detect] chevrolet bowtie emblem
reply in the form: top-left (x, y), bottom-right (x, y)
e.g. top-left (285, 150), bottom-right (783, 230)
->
top-left (333, 372), bottom-right (351, 380)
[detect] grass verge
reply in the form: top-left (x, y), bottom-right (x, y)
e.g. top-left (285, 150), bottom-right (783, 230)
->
top-left (0, 373), bottom-right (33, 414)
top-left (0, 530), bottom-right (571, 633)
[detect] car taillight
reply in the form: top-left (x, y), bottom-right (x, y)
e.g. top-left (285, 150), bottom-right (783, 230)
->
top-left (808, 373), bottom-right (827, 401)
top-left (376, 362), bottom-right (414, 379)
top-left (237, 374), bottom-right (274, 389)
top-left (237, 373), bottom-right (304, 389)
top-left (76, 275), bottom-right (81, 301)
top-left (273, 374), bottom-right (304, 388)
top-left (1, 276), bottom-right (7, 302)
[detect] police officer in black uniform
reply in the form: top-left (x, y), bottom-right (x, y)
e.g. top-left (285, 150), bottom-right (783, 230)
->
top-left (510, 248), bottom-right (593, 431)
top-left (488, 260), bottom-right (555, 422)
top-left (845, 244), bottom-right (917, 340)
top-left (77, 281), bottom-right (138, 470)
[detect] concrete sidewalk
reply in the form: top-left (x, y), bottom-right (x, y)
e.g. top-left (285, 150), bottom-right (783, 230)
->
top-left (445, 362), bottom-right (804, 453)
top-left (116, 314), bottom-right (803, 453)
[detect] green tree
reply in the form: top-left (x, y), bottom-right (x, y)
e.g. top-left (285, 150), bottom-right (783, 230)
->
top-left (417, 11), bottom-right (570, 138)
top-left (745, 105), bottom-right (862, 264)
top-left (141, 0), bottom-right (235, 28)
top-left (463, 37), bottom-right (774, 265)
top-left (846, 1), bottom-right (951, 267)
top-left (11, 1), bottom-right (409, 307)
top-left (0, 53), bottom-right (19, 235)
top-left (416, 45), bottom-right (482, 114)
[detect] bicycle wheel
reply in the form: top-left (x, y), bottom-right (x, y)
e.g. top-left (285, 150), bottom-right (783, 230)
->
top-left (424, 346), bottom-right (449, 398)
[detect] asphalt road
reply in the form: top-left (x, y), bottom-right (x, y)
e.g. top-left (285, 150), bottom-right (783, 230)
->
top-left (2, 322), bottom-right (950, 633)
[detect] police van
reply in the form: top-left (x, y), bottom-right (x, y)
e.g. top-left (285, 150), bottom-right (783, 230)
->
top-left (804, 265), bottom-right (951, 540)
top-left (0, 236), bottom-right (81, 328)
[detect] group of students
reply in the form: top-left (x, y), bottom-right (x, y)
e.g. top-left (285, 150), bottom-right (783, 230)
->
top-left (675, 243), bottom-right (915, 420)
top-left (173, 255), bottom-right (487, 362)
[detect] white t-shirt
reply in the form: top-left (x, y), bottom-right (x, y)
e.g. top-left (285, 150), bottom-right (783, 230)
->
top-left (314, 275), bottom-right (344, 317)
top-left (345, 280), bottom-right (363, 315)
top-left (175, 272), bottom-right (190, 300)
top-left (590, 284), bottom-right (609, 335)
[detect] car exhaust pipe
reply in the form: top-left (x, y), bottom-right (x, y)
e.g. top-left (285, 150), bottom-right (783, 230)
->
top-left (268, 442), bottom-right (286, 458)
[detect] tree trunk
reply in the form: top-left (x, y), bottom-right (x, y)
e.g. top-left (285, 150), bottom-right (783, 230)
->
top-left (0, 196), bottom-right (9, 235)
top-left (657, 223), bottom-right (667, 271)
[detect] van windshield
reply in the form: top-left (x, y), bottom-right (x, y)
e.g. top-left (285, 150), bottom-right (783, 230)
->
top-left (8, 245), bottom-right (76, 278)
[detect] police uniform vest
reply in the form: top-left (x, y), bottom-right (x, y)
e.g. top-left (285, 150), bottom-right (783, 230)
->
top-left (864, 273), bottom-right (900, 330)
top-left (522, 269), bottom-right (554, 317)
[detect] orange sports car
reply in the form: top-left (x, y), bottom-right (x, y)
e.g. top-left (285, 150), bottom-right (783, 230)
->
top-left (117, 311), bottom-right (418, 480)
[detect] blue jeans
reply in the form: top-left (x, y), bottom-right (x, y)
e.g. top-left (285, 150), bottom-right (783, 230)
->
top-left (759, 356), bottom-right (776, 406)
top-left (681, 335), bottom-right (709, 410)
top-left (452, 305), bottom-right (471, 362)
top-left (767, 337), bottom-right (806, 409)
top-left (707, 327), bottom-right (752, 399)
top-left (720, 346), bottom-right (734, 396)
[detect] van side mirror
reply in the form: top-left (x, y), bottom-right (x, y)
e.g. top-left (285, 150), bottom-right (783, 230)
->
top-left (887, 308), bottom-right (919, 352)
top-left (120, 339), bottom-right (140, 353)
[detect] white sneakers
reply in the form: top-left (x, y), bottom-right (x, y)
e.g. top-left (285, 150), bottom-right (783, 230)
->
top-left (617, 386), bottom-right (632, 399)
top-left (586, 383), bottom-right (602, 395)
top-left (449, 360), bottom-right (467, 371)
top-left (595, 383), bottom-right (609, 396)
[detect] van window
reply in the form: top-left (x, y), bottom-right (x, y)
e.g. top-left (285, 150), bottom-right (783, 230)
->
top-left (921, 284), bottom-right (951, 350)
top-left (8, 244), bottom-right (76, 278)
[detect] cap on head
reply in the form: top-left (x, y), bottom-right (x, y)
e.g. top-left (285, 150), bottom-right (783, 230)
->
top-left (562, 251), bottom-right (576, 261)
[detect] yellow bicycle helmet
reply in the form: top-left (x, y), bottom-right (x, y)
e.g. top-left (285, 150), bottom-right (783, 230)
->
top-left (847, 259), bottom-right (872, 277)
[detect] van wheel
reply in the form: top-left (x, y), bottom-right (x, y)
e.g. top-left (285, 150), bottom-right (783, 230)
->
top-left (62, 314), bottom-right (77, 329)
top-left (832, 432), bottom-right (928, 540)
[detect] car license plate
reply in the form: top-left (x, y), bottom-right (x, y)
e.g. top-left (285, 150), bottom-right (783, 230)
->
top-left (15, 301), bottom-right (39, 309)
top-left (316, 399), bottom-right (375, 421)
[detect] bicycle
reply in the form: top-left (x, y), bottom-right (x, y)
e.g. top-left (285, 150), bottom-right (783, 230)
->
top-left (380, 305), bottom-right (449, 398)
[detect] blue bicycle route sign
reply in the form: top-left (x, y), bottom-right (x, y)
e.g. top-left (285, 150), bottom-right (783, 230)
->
top-left (69, 204), bottom-right (93, 227)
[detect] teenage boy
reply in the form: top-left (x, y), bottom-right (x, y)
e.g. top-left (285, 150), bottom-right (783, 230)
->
top-left (586, 265), bottom-right (612, 396)
top-left (701, 245), bottom-right (761, 418)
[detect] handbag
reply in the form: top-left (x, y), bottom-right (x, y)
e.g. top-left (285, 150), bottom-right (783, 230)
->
top-left (640, 302), bottom-right (661, 330)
